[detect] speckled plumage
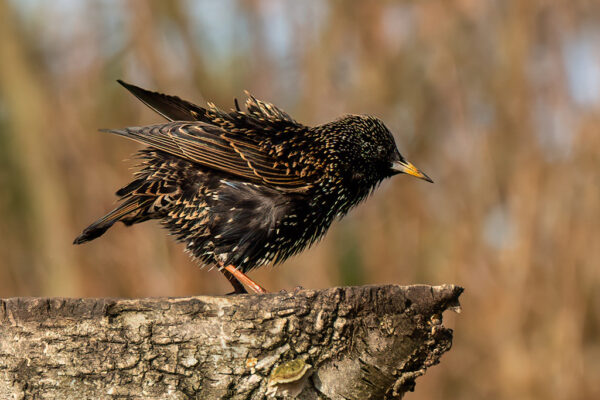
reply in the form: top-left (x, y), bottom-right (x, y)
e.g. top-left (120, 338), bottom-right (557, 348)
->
top-left (74, 81), bottom-right (432, 291)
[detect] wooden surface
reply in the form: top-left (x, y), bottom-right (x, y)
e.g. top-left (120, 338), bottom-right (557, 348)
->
top-left (0, 284), bottom-right (462, 399)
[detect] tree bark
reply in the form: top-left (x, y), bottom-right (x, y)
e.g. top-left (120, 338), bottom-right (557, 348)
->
top-left (0, 284), bottom-right (462, 399)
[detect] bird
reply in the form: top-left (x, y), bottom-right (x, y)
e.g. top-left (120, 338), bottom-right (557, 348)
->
top-left (74, 80), bottom-right (432, 294)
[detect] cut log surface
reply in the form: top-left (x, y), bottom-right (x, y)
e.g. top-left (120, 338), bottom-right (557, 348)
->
top-left (0, 284), bottom-right (462, 399)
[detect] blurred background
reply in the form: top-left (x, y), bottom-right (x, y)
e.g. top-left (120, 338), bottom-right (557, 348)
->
top-left (0, 0), bottom-right (599, 398)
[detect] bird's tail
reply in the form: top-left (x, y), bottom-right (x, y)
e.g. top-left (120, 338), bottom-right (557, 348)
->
top-left (73, 197), bottom-right (152, 244)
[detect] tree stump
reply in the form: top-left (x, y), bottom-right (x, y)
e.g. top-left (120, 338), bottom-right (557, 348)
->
top-left (0, 284), bottom-right (462, 399)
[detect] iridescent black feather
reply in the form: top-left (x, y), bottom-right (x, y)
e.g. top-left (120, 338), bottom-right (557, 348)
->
top-left (74, 81), bottom-right (431, 273)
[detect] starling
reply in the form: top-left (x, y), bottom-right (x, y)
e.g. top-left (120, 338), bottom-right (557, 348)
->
top-left (74, 81), bottom-right (432, 293)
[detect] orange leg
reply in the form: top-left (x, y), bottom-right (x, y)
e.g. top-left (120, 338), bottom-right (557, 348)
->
top-left (223, 264), bottom-right (268, 294)
top-left (220, 268), bottom-right (247, 294)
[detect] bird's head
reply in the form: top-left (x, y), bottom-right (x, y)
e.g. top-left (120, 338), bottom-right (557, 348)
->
top-left (326, 115), bottom-right (433, 185)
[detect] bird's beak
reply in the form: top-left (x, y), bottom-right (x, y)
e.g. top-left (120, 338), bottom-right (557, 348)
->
top-left (392, 160), bottom-right (434, 183)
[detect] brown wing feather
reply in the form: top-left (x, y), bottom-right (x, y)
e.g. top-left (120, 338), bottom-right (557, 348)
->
top-left (118, 81), bottom-right (302, 135)
top-left (117, 80), bottom-right (207, 122)
top-left (103, 122), bottom-right (311, 190)
top-left (244, 91), bottom-right (297, 123)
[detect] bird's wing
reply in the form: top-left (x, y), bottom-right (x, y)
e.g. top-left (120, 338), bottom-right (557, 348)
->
top-left (243, 91), bottom-right (297, 124)
top-left (103, 122), bottom-right (311, 191)
top-left (117, 80), bottom-right (300, 128)
top-left (117, 80), bottom-right (207, 122)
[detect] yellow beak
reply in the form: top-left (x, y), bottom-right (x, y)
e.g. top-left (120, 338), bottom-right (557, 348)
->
top-left (392, 160), bottom-right (433, 183)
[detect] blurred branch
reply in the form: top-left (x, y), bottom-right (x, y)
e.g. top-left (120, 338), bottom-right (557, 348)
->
top-left (0, 284), bottom-right (461, 399)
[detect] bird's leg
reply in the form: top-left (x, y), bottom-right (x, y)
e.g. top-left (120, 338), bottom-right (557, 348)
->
top-left (223, 264), bottom-right (268, 294)
top-left (220, 268), bottom-right (248, 294)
